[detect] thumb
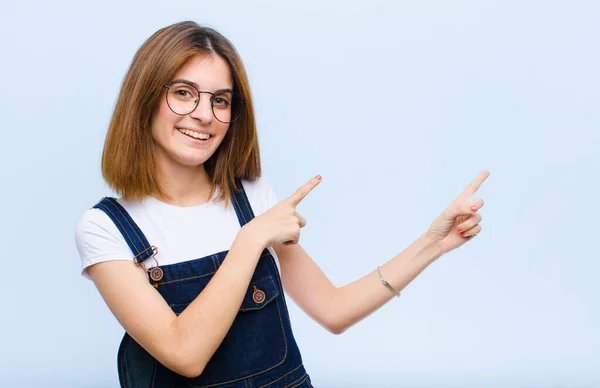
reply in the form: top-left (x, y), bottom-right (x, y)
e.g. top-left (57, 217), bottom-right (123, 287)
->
top-left (468, 198), bottom-right (485, 213)
top-left (296, 212), bottom-right (307, 228)
top-left (443, 200), bottom-right (477, 220)
top-left (447, 198), bottom-right (485, 218)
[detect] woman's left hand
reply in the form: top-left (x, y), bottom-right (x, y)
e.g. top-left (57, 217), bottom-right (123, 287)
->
top-left (427, 170), bottom-right (490, 254)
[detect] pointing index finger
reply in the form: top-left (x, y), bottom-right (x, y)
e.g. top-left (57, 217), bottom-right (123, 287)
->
top-left (287, 175), bottom-right (322, 207)
top-left (463, 170), bottom-right (490, 197)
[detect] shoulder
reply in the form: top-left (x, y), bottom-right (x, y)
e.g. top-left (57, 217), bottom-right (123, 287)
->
top-left (240, 176), bottom-right (277, 216)
top-left (74, 201), bottom-right (133, 277)
top-left (75, 206), bottom-right (120, 243)
top-left (240, 176), bottom-right (274, 197)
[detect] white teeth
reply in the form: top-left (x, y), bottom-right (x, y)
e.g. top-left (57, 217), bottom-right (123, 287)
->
top-left (177, 128), bottom-right (211, 140)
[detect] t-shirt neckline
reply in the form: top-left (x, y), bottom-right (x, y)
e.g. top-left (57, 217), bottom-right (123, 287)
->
top-left (143, 188), bottom-right (221, 212)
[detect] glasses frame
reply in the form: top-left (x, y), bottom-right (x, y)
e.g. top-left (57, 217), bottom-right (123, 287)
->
top-left (163, 80), bottom-right (242, 124)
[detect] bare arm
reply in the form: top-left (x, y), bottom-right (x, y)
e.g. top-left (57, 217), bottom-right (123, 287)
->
top-left (277, 171), bottom-right (490, 334)
top-left (276, 233), bottom-right (442, 334)
top-left (87, 176), bottom-right (322, 378)
top-left (88, 227), bottom-right (263, 378)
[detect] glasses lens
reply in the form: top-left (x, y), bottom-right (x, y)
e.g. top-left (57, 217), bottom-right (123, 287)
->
top-left (212, 92), bottom-right (241, 124)
top-left (166, 83), bottom-right (242, 122)
top-left (166, 83), bottom-right (198, 115)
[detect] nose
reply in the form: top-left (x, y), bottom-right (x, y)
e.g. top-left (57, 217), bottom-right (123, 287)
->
top-left (189, 93), bottom-right (213, 123)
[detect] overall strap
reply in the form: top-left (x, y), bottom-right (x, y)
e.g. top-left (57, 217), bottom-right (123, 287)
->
top-left (230, 179), bottom-right (273, 265)
top-left (231, 178), bottom-right (257, 228)
top-left (93, 197), bottom-right (156, 263)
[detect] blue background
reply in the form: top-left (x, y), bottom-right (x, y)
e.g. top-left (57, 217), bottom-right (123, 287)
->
top-left (1, 1), bottom-right (598, 387)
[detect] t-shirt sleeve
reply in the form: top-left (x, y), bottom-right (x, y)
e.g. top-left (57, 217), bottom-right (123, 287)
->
top-left (74, 208), bottom-right (135, 279)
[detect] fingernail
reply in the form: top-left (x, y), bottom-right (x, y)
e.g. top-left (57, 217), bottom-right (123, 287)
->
top-left (315, 175), bottom-right (322, 180)
top-left (470, 206), bottom-right (478, 213)
top-left (460, 231), bottom-right (466, 236)
top-left (456, 226), bottom-right (462, 232)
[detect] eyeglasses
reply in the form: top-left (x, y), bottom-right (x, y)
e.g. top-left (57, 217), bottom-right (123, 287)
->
top-left (163, 80), bottom-right (242, 124)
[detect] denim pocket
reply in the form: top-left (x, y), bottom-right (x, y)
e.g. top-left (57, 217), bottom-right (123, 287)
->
top-left (169, 275), bottom-right (279, 315)
top-left (117, 333), bottom-right (158, 388)
top-left (240, 275), bottom-right (279, 312)
top-left (175, 273), bottom-right (288, 387)
top-left (283, 373), bottom-right (312, 388)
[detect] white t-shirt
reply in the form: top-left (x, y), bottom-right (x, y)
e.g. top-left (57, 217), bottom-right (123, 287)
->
top-left (75, 177), bottom-right (279, 279)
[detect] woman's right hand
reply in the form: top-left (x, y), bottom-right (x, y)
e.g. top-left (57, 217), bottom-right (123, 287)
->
top-left (244, 175), bottom-right (322, 248)
top-left (86, 178), bottom-right (324, 378)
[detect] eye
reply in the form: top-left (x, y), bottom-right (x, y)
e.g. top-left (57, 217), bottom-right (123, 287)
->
top-left (174, 89), bottom-right (193, 98)
top-left (213, 96), bottom-right (231, 108)
top-left (169, 84), bottom-right (197, 100)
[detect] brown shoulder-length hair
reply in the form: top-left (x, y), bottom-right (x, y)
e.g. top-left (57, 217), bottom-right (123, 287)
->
top-left (102, 21), bottom-right (261, 206)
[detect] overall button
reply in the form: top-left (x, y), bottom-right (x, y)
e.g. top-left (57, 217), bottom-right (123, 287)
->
top-left (148, 250), bottom-right (163, 282)
top-left (252, 285), bottom-right (266, 304)
top-left (150, 267), bottom-right (163, 281)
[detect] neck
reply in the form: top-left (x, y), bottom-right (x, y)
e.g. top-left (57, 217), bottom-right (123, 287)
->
top-left (154, 156), bottom-right (213, 207)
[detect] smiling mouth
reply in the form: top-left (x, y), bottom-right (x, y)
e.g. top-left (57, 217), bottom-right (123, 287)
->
top-left (176, 127), bottom-right (212, 140)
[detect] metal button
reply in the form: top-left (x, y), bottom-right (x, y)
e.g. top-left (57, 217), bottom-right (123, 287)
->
top-left (150, 267), bottom-right (163, 282)
top-left (252, 285), bottom-right (266, 304)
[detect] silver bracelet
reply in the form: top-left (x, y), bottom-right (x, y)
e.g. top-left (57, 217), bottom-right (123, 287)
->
top-left (376, 266), bottom-right (401, 297)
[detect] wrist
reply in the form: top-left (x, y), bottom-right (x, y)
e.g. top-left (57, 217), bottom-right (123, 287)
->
top-left (420, 232), bottom-right (445, 263)
top-left (238, 223), bottom-right (268, 252)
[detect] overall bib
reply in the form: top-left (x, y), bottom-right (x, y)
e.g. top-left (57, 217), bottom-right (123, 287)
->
top-left (93, 180), bottom-right (314, 388)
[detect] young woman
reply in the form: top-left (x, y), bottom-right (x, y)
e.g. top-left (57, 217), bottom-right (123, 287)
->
top-left (75, 21), bottom-right (489, 387)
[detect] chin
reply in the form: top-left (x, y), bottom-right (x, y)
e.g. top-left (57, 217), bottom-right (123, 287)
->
top-left (155, 138), bottom-right (223, 169)
top-left (176, 153), bottom-right (214, 167)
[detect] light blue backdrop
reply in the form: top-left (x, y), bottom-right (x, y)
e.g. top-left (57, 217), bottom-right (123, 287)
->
top-left (1, 1), bottom-right (598, 387)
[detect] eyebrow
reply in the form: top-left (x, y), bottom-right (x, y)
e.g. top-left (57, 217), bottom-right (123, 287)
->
top-left (171, 79), bottom-right (234, 95)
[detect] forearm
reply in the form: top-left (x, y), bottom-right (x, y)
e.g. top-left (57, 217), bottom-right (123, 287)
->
top-left (327, 232), bottom-right (442, 334)
top-left (171, 227), bottom-right (264, 376)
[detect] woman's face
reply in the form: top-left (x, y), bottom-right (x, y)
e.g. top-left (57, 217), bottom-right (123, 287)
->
top-left (150, 53), bottom-right (233, 171)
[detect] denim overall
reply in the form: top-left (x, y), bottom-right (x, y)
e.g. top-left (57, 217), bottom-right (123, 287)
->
top-left (93, 180), bottom-right (314, 388)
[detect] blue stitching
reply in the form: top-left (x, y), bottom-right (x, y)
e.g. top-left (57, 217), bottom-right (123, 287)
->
top-left (94, 203), bottom-right (138, 259)
top-left (232, 189), bottom-right (248, 224)
top-left (107, 198), bottom-right (150, 251)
